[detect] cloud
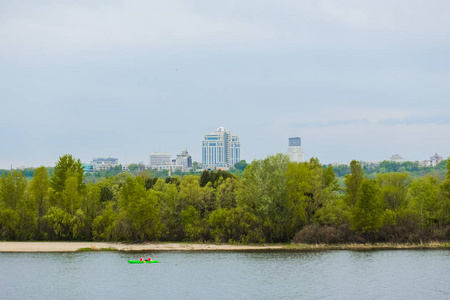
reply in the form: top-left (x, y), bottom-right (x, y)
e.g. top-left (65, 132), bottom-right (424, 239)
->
top-left (2, 0), bottom-right (450, 60)
top-left (379, 115), bottom-right (450, 126)
top-left (290, 118), bottom-right (369, 129)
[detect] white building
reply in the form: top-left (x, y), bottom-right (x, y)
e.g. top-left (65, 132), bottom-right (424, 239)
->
top-left (91, 157), bottom-right (119, 171)
top-left (287, 137), bottom-right (304, 163)
top-left (149, 152), bottom-right (172, 171)
top-left (149, 151), bottom-right (193, 172)
top-left (202, 126), bottom-right (241, 170)
top-left (390, 154), bottom-right (404, 163)
top-left (420, 153), bottom-right (444, 167)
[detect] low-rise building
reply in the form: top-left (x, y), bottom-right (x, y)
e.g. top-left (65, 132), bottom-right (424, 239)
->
top-left (420, 153), bottom-right (444, 167)
top-left (149, 150), bottom-right (193, 172)
top-left (390, 154), bottom-right (404, 163)
top-left (149, 152), bottom-right (172, 171)
top-left (91, 157), bottom-right (118, 171)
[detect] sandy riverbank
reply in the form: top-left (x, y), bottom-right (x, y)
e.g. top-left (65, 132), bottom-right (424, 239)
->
top-left (1, 241), bottom-right (448, 252)
top-left (0, 242), bottom-right (284, 252)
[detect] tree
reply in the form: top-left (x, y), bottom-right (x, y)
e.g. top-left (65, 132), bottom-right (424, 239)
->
top-left (80, 183), bottom-right (101, 239)
top-left (216, 178), bottom-right (238, 209)
top-left (29, 166), bottom-right (50, 237)
top-left (0, 208), bottom-right (19, 240)
top-left (0, 170), bottom-right (27, 210)
top-left (376, 172), bottom-right (411, 227)
top-left (350, 179), bottom-right (383, 238)
top-left (234, 160), bottom-right (248, 171)
top-left (61, 175), bottom-right (82, 215)
top-left (237, 154), bottom-right (290, 242)
top-left (118, 176), bottom-right (163, 241)
top-left (50, 154), bottom-right (85, 196)
top-left (92, 202), bottom-right (118, 241)
top-left (286, 159), bottom-right (340, 238)
top-left (344, 160), bottom-right (364, 207)
top-left (437, 158), bottom-right (450, 227)
top-left (408, 176), bottom-right (439, 229)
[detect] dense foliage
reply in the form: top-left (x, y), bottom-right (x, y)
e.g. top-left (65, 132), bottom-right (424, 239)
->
top-left (1, 154), bottom-right (449, 243)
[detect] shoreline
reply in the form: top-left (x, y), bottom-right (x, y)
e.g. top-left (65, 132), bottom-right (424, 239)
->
top-left (0, 241), bottom-right (449, 252)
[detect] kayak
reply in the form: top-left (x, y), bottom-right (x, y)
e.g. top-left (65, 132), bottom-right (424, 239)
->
top-left (128, 260), bottom-right (159, 264)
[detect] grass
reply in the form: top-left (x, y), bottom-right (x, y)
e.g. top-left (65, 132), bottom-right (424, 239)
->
top-left (285, 241), bottom-right (450, 250)
top-left (77, 245), bottom-right (118, 252)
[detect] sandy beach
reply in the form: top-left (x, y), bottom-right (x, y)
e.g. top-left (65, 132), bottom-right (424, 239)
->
top-left (0, 242), bottom-right (284, 252)
top-left (1, 241), bottom-right (448, 252)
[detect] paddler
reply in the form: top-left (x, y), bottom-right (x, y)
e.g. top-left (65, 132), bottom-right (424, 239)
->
top-left (146, 256), bottom-right (151, 261)
top-left (140, 257), bottom-right (143, 261)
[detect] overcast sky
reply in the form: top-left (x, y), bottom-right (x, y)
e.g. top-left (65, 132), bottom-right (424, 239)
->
top-left (1, 0), bottom-right (449, 169)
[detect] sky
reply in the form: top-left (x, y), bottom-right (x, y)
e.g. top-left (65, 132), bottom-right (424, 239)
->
top-left (1, 0), bottom-right (449, 169)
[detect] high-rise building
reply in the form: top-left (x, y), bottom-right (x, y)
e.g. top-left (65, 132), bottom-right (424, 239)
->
top-left (202, 126), bottom-right (240, 169)
top-left (176, 150), bottom-right (192, 172)
top-left (287, 137), bottom-right (304, 163)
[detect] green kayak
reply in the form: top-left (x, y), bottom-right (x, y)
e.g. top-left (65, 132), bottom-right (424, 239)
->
top-left (128, 260), bottom-right (159, 264)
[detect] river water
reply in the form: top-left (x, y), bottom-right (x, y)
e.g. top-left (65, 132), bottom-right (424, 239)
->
top-left (1, 250), bottom-right (449, 299)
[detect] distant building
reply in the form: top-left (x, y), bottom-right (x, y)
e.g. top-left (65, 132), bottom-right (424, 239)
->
top-left (430, 153), bottom-right (444, 166)
top-left (149, 151), bottom-right (193, 172)
top-left (82, 163), bottom-right (94, 173)
top-left (91, 157), bottom-right (118, 171)
top-left (287, 137), bottom-right (304, 163)
top-left (202, 126), bottom-right (240, 169)
top-left (175, 150), bottom-right (192, 172)
top-left (149, 152), bottom-right (172, 171)
top-left (390, 154), bottom-right (404, 163)
top-left (420, 153), bottom-right (444, 167)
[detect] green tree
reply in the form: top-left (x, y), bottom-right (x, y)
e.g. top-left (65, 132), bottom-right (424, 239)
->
top-left (80, 183), bottom-right (101, 240)
top-left (344, 160), bottom-right (364, 207)
top-left (61, 175), bottom-right (82, 215)
top-left (408, 176), bottom-right (439, 229)
top-left (234, 160), bottom-right (248, 171)
top-left (437, 158), bottom-right (450, 227)
top-left (29, 166), bottom-right (50, 237)
top-left (209, 207), bottom-right (262, 243)
top-left (118, 176), bottom-right (163, 241)
top-left (180, 205), bottom-right (208, 241)
top-left (92, 202), bottom-right (118, 241)
top-left (237, 154), bottom-right (290, 242)
top-left (0, 208), bottom-right (20, 240)
top-left (216, 177), bottom-right (238, 209)
top-left (159, 181), bottom-right (183, 241)
top-left (50, 154), bottom-right (85, 195)
top-left (0, 170), bottom-right (27, 210)
top-left (350, 179), bottom-right (383, 238)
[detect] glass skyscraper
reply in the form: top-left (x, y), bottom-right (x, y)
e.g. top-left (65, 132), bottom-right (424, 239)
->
top-left (202, 126), bottom-right (240, 169)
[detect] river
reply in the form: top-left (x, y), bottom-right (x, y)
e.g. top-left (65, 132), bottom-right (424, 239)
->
top-left (1, 250), bottom-right (449, 299)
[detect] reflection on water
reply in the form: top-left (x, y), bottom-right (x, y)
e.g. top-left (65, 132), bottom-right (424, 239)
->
top-left (0, 250), bottom-right (449, 299)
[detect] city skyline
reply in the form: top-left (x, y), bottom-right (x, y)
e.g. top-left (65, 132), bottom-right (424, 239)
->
top-left (1, 1), bottom-right (449, 169)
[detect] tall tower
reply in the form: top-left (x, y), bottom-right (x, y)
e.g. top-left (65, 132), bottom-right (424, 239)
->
top-left (202, 126), bottom-right (240, 169)
top-left (287, 137), bottom-right (304, 163)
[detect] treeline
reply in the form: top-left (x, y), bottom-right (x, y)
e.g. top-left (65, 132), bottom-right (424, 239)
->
top-left (1, 154), bottom-right (449, 243)
top-left (331, 160), bottom-right (447, 179)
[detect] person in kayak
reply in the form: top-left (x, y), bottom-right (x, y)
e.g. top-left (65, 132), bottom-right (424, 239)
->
top-left (140, 257), bottom-right (143, 261)
top-left (145, 256), bottom-right (152, 261)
